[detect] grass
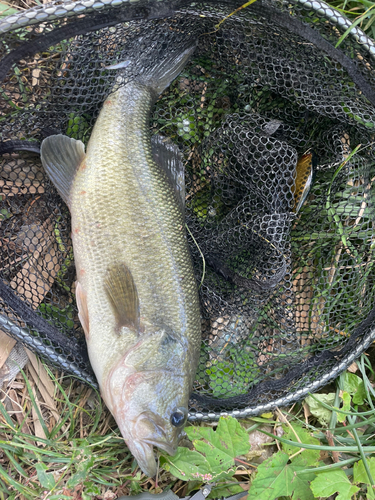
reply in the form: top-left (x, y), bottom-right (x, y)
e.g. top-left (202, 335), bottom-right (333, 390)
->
top-left (1, 0), bottom-right (375, 499)
top-left (329, 0), bottom-right (375, 41)
top-left (3, 354), bottom-right (375, 499)
top-left (0, 364), bottom-right (165, 499)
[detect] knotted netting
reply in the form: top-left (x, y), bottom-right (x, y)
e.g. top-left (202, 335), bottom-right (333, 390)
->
top-left (1, 0), bottom-right (375, 420)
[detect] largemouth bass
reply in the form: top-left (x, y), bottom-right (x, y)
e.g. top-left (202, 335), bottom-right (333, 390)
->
top-left (40, 45), bottom-right (201, 477)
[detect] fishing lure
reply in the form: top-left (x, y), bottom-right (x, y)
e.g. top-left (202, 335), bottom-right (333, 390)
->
top-left (292, 150), bottom-right (317, 213)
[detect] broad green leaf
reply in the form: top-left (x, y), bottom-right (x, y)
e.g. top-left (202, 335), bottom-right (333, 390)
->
top-left (282, 423), bottom-right (320, 466)
top-left (343, 372), bottom-right (363, 394)
top-left (366, 486), bottom-right (375, 500)
top-left (337, 391), bottom-right (351, 423)
top-left (161, 447), bottom-right (213, 481)
top-left (291, 455), bottom-right (316, 500)
top-left (352, 381), bottom-right (367, 405)
top-left (164, 417), bottom-right (250, 481)
top-left (353, 457), bottom-right (375, 486)
top-left (186, 416), bottom-right (250, 458)
top-left (185, 416), bottom-right (250, 479)
top-left (310, 470), bottom-right (360, 500)
top-left (247, 451), bottom-right (315, 500)
top-left (35, 462), bottom-right (56, 490)
top-left (305, 393), bottom-right (335, 426)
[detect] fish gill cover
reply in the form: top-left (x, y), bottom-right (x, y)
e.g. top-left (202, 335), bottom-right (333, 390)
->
top-left (1, 0), bottom-right (375, 420)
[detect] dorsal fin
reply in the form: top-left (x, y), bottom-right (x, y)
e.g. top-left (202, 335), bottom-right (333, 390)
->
top-left (151, 134), bottom-right (185, 212)
top-left (104, 263), bottom-right (140, 334)
top-left (40, 134), bottom-right (86, 208)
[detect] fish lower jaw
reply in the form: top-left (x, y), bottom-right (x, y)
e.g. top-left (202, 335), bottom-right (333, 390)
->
top-left (143, 438), bottom-right (176, 457)
top-left (123, 438), bottom-right (158, 478)
top-left (118, 425), bottom-right (176, 477)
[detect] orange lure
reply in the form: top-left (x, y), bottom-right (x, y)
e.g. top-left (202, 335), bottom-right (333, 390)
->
top-left (292, 151), bottom-right (317, 213)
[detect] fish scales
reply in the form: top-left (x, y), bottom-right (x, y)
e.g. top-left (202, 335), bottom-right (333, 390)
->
top-left (73, 81), bottom-right (200, 385)
top-left (41, 44), bottom-right (200, 477)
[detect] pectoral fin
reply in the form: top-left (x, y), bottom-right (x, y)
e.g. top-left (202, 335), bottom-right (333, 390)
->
top-left (40, 134), bottom-right (86, 208)
top-left (76, 281), bottom-right (90, 340)
top-left (104, 263), bottom-right (140, 334)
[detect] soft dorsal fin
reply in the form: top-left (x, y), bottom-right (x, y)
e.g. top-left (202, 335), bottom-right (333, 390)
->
top-left (151, 134), bottom-right (185, 212)
top-left (40, 134), bottom-right (86, 208)
top-left (104, 263), bottom-right (140, 334)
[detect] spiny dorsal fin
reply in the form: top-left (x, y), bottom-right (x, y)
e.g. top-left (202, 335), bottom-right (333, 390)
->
top-left (76, 281), bottom-right (90, 340)
top-left (104, 263), bottom-right (140, 334)
top-left (40, 134), bottom-right (86, 207)
top-left (151, 134), bottom-right (185, 212)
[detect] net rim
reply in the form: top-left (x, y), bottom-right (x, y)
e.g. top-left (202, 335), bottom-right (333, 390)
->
top-left (0, 0), bottom-right (374, 63)
top-left (2, 310), bottom-right (375, 421)
top-left (189, 324), bottom-right (375, 421)
top-left (1, 0), bottom-right (375, 420)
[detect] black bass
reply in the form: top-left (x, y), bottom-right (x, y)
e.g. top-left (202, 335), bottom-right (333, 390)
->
top-left (40, 45), bottom-right (201, 477)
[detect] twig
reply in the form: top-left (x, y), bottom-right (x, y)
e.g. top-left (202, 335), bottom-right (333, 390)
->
top-left (185, 223), bottom-right (205, 288)
top-left (215, 0), bottom-right (258, 29)
top-left (276, 408), bottom-right (305, 459)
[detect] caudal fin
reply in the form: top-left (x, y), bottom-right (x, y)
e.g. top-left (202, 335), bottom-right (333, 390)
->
top-left (137, 42), bottom-right (196, 95)
top-left (108, 42), bottom-right (196, 97)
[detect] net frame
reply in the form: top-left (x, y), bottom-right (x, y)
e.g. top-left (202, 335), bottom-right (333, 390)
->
top-left (0, 0), bottom-right (374, 421)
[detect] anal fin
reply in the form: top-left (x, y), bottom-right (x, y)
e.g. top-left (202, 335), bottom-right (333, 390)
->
top-left (104, 263), bottom-right (140, 334)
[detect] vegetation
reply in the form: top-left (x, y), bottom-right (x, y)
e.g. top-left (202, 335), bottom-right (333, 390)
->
top-left (1, 0), bottom-right (375, 499)
top-left (3, 356), bottom-right (375, 499)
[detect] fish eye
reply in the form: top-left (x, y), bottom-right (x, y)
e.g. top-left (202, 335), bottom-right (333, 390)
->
top-left (170, 407), bottom-right (188, 427)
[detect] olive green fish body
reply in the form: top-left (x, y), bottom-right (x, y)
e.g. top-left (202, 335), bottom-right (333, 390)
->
top-left (41, 45), bottom-right (200, 477)
top-left (73, 81), bottom-right (200, 386)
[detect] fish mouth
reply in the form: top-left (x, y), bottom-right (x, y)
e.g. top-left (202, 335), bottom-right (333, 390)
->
top-left (136, 413), bottom-right (178, 456)
top-left (122, 433), bottom-right (177, 477)
top-left (125, 436), bottom-right (176, 478)
top-left (125, 438), bottom-right (158, 478)
top-left (117, 412), bottom-right (178, 476)
top-left (143, 438), bottom-right (176, 457)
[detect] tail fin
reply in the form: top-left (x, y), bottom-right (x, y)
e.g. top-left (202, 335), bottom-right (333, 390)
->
top-left (137, 43), bottom-right (196, 95)
top-left (107, 42), bottom-right (196, 97)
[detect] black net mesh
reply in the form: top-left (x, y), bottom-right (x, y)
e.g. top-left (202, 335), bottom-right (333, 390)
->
top-left (1, 0), bottom-right (375, 419)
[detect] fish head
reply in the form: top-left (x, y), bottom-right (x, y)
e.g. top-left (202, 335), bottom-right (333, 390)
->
top-left (103, 336), bottom-right (191, 477)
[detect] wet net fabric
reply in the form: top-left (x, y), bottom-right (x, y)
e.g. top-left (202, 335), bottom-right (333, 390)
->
top-left (1, 0), bottom-right (375, 419)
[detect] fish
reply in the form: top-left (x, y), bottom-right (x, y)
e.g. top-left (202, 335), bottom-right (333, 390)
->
top-left (40, 44), bottom-right (201, 477)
